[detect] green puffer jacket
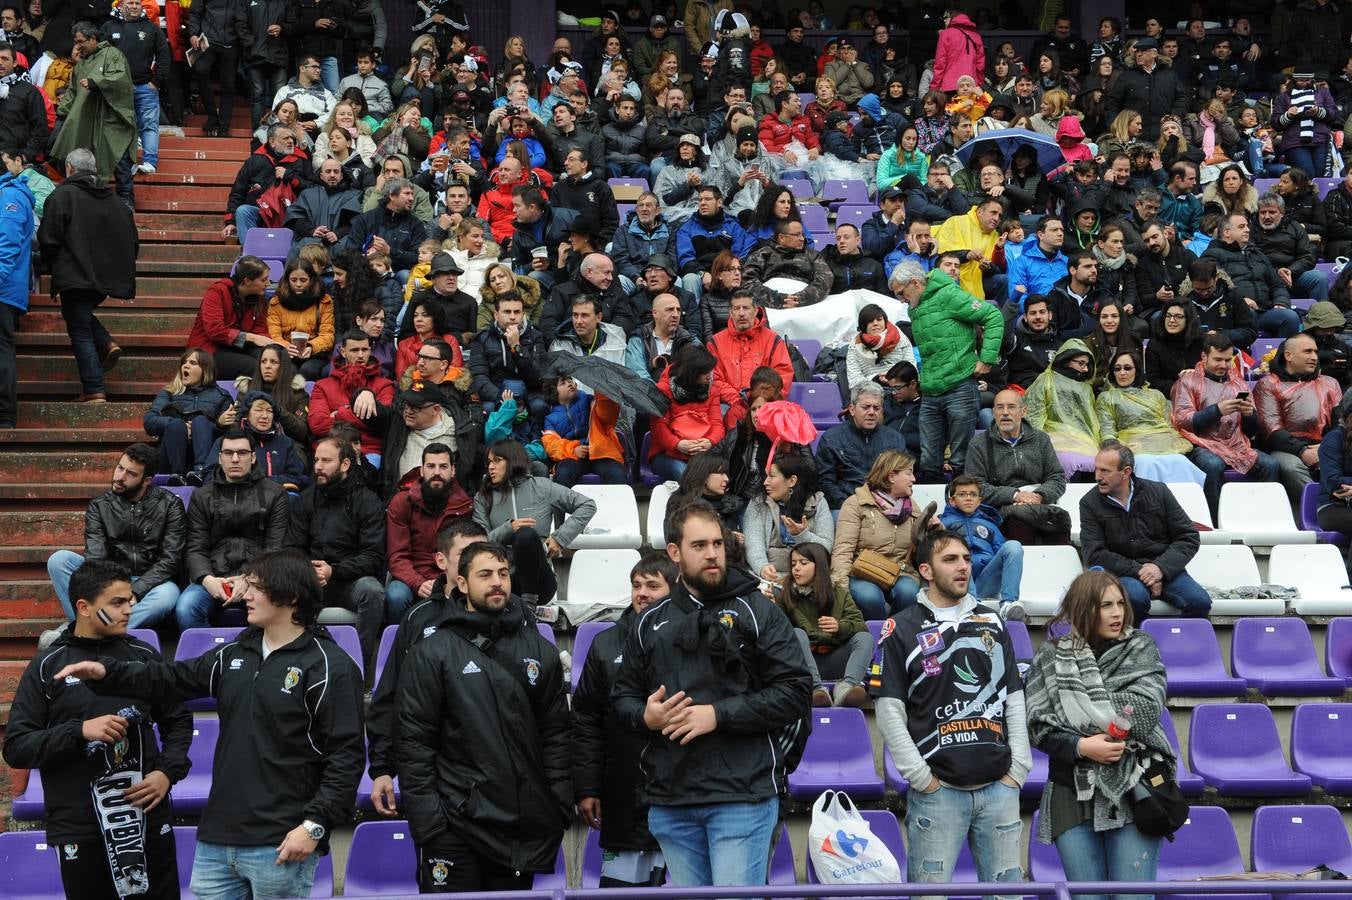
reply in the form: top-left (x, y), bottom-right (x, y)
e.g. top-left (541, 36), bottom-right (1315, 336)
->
top-left (910, 268), bottom-right (1005, 395)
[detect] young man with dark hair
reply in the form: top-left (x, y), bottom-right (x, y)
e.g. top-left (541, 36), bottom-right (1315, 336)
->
top-left (612, 502), bottom-right (811, 887)
top-left (873, 529), bottom-right (1030, 900)
top-left (6, 559), bottom-right (192, 900)
top-left (574, 551), bottom-right (676, 887)
top-left (384, 442), bottom-right (475, 626)
top-left (309, 329), bottom-right (397, 457)
top-left (397, 541), bottom-right (571, 891)
top-left (366, 517), bottom-right (487, 817)
top-left (47, 443), bottom-right (184, 634)
top-left (51, 549), bottom-right (364, 899)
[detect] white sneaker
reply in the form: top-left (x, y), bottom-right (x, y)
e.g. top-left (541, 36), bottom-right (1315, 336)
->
top-left (136, 163), bottom-right (157, 175)
top-left (1001, 600), bottom-right (1027, 622)
top-left (38, 626), bottom-right (65, 650)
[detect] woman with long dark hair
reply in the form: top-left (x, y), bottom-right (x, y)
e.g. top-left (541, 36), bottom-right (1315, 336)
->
top-left (267, 259), bottom-right (335, 380)
top-left (1085, 300), bottom-right (1142, 390)
top-left (1095, 350), bottom-right (1194, 456)
top-left (666, 452), bottom-right (743, 539)
top-left (331, 248), bottom-right (395, 338)
top-left (394, 297), bottom-right (465, 383)
top-left (234, 343), bottom-right (311, 453)
top-left (1026, 570), bottom-right (1173, 897)
top-left (746, 184), bottom-right (806, 247)
top-left (1144, 300), bottom-right (1203, 398)
top-left (777, 542), bottom-right (872, 707)
top-left (744, 452), bottom-right (833, 584)
top-left (473, 439), bottom-right (597, 604)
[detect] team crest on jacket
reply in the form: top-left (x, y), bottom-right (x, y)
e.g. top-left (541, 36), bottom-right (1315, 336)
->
top-left (431, 859), bottom-right (450, 885)
top-left (524, 657), bottom-right (541, 686)
top-left (63, 844), bottom-right (78, 860)
top-left (282, 666), bottom-right (302, 693)
top-left (718, 609), bottom-right (738, 629)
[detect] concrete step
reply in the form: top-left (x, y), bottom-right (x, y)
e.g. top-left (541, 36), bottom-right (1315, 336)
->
top-left (18, 352), bottom-right (178, 384)
top-left (142, 170), bottom-right (237, 188)
top-left (137, 243), bottom-right (240, 263)
top-left (37, 274), bottom-right (218, 297)
top-left (134, 212), bottom-right (233, 243)
top-left (19, 310), bottom-right (196, 336)
top-left (14, 381), bottom-right (163, 400)
top-left (28, 294), bottom-right (211, 311)
top-left (17, 331), bottom-right (187, 351)
top-left (135, 184), bottom-right (230, 213)
top-left (160, 146), bottom-right (255, 162)
top-left (0, 546), bottom-right (79, 565)
top-left (0, 581), bottom-right (57, 606)
top-left (0, 428), bottom-right (149, 447)
top-left (161, 134), bottom-right (252, 153)
top-left (0, 511), bottom-right (87, 547)
top-left (15, 400), bottom-right (147, 429)
top-left (144, 160), bottom-right (244, 180)
top-left (0, 483), bottom-right (107, 502)
top-left (0, 449), bottom-right (140, 486)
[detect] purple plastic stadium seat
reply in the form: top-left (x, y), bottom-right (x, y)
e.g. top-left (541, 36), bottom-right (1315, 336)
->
top-left (836, 204), bottom-right (874, 231)
top-left (1158, 806), bottom-right (1264, 900)
top-left (532, 846), bottom-right (567, 889)
top-left (788, 707), bottom-right (884, 800)
top-left (241, 227), bottom-right (294, 259)
top-left (800, 204), bottom-right (829, 233)
top-left (355, 742), bottom-right (402, 810)
top-left (1160, 708), bottom-right (1205, 796)
top-left (794, 339), bottom-right (823, 368)
top-left (1252, 805), bottom-right (1352, 900)
top-left (1291, 703), bottom-right (1352, 793)
top-left (165, 485), bottom-right (194, 508)
top-left (175, 627), bottom-right (243, 710)
top-left (1253, 178), bottom-right (1280, 196)
top-left (638, 433), bottom-right (661, 488)
top-left (823, 178), bottom-right (871, 210)
top-left (1006, 619), bottom-right (1034, 661)
top-left (1142, 619), bottom-right (1246, 696)
top-left (12, 769), bottom-right (45, 820)
top-left (172, 716), bottom-right (219, 814)
top-left (1232, 617), bottom-right (1346, 696)
top-left (607, 177), bottom-right (649, 191)
top-left (581, 828), bottom-right (604, 889)
top-left (324, 624), bottom-right (364, 675)
top-left (373, 624), bottom-right (398, 687)
top-left (343, 820), bottom-right (418, 896)
top-left (1316, 178), bottom-right (1341, 197)
top-left (1301, 483), bottom-right (1350, 546)
top-left (128, 627), bottom-right (161, 652)
top-left (1249, 338), bottom-right (1283, 364)
top-left (789, 382), bottom-right (844, 430)
top-left (1022, 747), bottom-right (1048, 799)
top-left (1188, 703), bottom-right (1312, 796)
top-left (617, 202), bottom-right (635, 221)
top-left (1328, 618), bottom-right (1352, 684)
top-left (806, 810), bottom-right (906, 884)
top-left (882, 744), bottom-right (909, 793)
top-left (1291, 297), bottom-right (1316, 311)
top-left (571, 621), bottom-right (615, 692)
top-left (537, 622), bottom-right (556, 645)
top-left (782, 177), bottom-right (814, 199)
top-left (215, 379), bottom-right (239, 400)
top-left (1027, 812), bottom-right (1065, 881)
top-left (769, 822), bottom-right (796, 886)
top-left (0, 830), bottom-right (64, 899)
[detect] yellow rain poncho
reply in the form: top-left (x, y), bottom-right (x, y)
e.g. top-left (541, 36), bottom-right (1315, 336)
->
top-left (933, 205), bottom-right (998, 299)
top-left (1024, 338), bottom-right (1101, 455)
top-left (1095, 385), bottom-right (1194, 455)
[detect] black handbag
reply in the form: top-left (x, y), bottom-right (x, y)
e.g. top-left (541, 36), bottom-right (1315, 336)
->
top-left (1129, 756), bottom-right (1189, 839)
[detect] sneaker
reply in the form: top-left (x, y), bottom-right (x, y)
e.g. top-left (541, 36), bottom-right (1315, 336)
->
top-left (136, 162), bottom-right (157, 175)
top-left (811, 687), bottom-right (832, 707)
top-left (165, 474), bottom-right (186, 487)
top-left (184, 470), bottom-right (205, 487)
top-left (38, 626), bottom-right (65, 650)
top-left (1001, 600), bottom-right (1027, 622)
top-left (832, 681), bottom-right (867, 707)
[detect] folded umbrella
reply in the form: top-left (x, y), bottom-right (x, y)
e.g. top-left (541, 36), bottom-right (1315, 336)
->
top-left (955, 127), bottom-right (1064, 174)
top-left (539, 352), bottom-right (669, 417)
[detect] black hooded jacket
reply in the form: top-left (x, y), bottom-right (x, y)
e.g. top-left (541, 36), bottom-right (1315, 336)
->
top-left (397, 595), bottom-right (571, 871)
top-left (285, 472), bottom-right (386, 584)
top-left (38, 175), bottom-right (138, 299)
top-left (611, 566), bottom-right (812, 806)
top-left (184, 465), bottom-right (290, 583)
top-left (3, 628), bottom-right (192, 843)
top-left (1001, 316), bottom-right (1061, 389)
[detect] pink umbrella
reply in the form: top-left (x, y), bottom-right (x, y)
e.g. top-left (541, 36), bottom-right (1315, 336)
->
top-left (754, 400), bottom-right (819, 468)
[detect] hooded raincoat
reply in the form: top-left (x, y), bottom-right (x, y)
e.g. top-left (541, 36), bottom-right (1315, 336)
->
top-left (1094, 385), bottom-right (1194, 455)
top-left (1024, 338), bottom-right (1101, 456)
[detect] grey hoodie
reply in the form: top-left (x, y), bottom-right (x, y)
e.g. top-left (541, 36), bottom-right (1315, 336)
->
top-left (474, 475), bottom-right (598, 548)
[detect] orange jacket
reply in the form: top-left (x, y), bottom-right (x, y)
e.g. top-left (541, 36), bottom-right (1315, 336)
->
top-left (708, 307), bottom-right (795, 421)
top-left (542, 392), bottom-right (624, 464)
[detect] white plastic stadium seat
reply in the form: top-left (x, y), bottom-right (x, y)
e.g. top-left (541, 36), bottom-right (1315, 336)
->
top-left (1166, 482), bottom-right (1236, 545)
top-left (568, 485), bottom-right (642, 550)
top-left (1018, 545), bottom-right (1084, 616)
top-left (1218, 483), bottom-right (1315, 547)
top-left (646, 481), bottom-right (676, 548)
top-left (1177, 544), bottom-right (1285, 616)
top-left (561, 549), bottom-right (641, 624)
top-left (1056, 483), bottom-right (1095, 544)
top-left (1269, 544), bottom-right (1352, 615)
top-left (911, 483), bottom-right (948, 512)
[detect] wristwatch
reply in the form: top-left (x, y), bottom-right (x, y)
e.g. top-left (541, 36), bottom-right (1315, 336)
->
top-left (302, 820), bottom-right (326, 841)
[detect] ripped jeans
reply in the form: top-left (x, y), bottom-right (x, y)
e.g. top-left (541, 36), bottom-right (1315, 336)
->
top-left (905, 781), bottom-right (1023, 900)
top-left (1053, 819), bottom-right (1160, 900)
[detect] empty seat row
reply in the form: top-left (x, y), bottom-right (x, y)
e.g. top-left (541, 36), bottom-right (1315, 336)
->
top-left (1189, 703), bottom-right (1352, 796)
top-left (1147, 617), bottom-right (1350, 697)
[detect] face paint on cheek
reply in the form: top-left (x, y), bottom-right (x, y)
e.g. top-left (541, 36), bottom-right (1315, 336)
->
top-left (96, 607), bottom-right (115, 626)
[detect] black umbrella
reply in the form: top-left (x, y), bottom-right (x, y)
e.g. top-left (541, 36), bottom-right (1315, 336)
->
top-left (539, 352), bottom-right (669, 417)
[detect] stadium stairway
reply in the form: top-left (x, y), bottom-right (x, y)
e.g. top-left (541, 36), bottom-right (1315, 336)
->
top-left (0, 111), bottom-right (253, 820)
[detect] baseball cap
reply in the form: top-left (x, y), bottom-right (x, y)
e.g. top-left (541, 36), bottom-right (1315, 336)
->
top-left (397, 378), bottom-right (448, 407)
top-left (651, 14), bottom-right (667, 26)
top-left (678, 133), bottom-right (702, 148)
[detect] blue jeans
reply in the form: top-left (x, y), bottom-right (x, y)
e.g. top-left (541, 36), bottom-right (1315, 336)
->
top-left (190, 841), bottom-right (319, 900)
top-left (906, 781), bottom-right (1023, 900)
top-left (133, 83), bottom-right (161, 167)
top-left (918, 378), bottom-right (980, 481)
top-left (649, 156), bottom-right (670, 180)
top-left (972, 540), bottom-right (1023, 602)
top-left (1284, 144), bottom-right (1329, 178)
top-left (157, 414), bottom-right (219, 476)
top-left (1054, 819), bottom-right (1161, 900)
top-left (849, 574), bottom-right (920, 619)
top-left (554, 457), bottom-right (628, 486)
top-left (385, 578), bottom-right (416, 625)
top-left (1257, 306), bottom-right (1302, 338)
top-left (647, 796), bottom-right (779, 887)
top-left (1119, 571), bottom-right (1213, 619)
top-left (318, 56), bottom-right (339, 95)
top-left (651, 453), bottom-right (688, 481)
top-left (175, 583), bottom-right (216, 630)
top-left (607, 160), bottom-right (653, 183)
top-left (233, 204), bottom-right (263, 248)
top-left (1294, 269), bottom-right (1329, 301)
top-left (47, 549), bottom-right (180, 627)
top-left (58, 288), bottom-right (113, 394)
top-left (1189, 446), bottom-right (1282, 517)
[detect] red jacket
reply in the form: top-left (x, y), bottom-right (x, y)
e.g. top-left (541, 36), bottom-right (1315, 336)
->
top-left (708, 307), bottom-right (794, 421)
top-left (307, 362), bottom-right (396, 454)
top-left (384, 480), bottom-right (474, 590)
top-left (807, 97), bottom-right (848, 134)
top-left (649, 368), bottom-right (728, 460)
top-left (187, 278), bottom-right (269, 354)
top-left (758, 112), bottom-right (820, 154)
top-left (476, 176), bottom-right (521, 244)
top-left (932, 14), bottom-right (986, 93)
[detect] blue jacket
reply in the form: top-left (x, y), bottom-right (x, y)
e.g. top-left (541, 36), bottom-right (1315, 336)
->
top-left (1159, 186), bottom-right (1204, 240)
top-left (883, 247), bottom-right (937, 279)
top-left (939, 501), bottom-right (1007, 573)
top-left (861, 209), bottom-right (902, 259)
top-left (0, 171), bottom-right (36, 313)
top-left (544, 393), bottom-right (591, 442)
top-left (675, 210), bottom-right (755, 275)
top-left (1007, 236), bottom-right (1067, 306)
top-left (814, 420), bottom-right (908, 509)
top-left (611, 213), bottom-right (676, 281)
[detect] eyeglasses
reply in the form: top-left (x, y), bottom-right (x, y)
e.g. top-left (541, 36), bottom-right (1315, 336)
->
top-left (303, 63), bottom-right (321, 69)
top-left (1112, 364), bottom-right (1136, 371)
top-left (952, 491), bottom-right (981, 499)
top-left (417, 354), bottom-right (445, 363)
top-left (220, 449), bottom-right (251, 459)
top-left (1163, 313), bottom-right (1186, 321)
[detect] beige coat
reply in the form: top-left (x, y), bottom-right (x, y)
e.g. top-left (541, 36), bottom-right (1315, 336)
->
top-left (830, 485), bottom-right (923, 587)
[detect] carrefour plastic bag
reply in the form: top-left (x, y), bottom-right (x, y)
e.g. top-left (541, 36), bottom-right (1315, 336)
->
top-left (807, 790), bottom-right (902, 885)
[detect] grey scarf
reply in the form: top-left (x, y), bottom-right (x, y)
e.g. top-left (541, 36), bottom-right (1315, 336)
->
top-left (1025, 627), bottom-right (1173, 841)
top-left (1092, 244), bottom-right (1128, 271)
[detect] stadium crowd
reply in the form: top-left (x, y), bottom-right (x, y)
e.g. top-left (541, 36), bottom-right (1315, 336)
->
top-left (3, 0), bottom-right (1352, 897)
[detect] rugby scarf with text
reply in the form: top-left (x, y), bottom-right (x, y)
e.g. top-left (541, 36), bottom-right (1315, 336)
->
top-left (85, 705), bottom-right (149, 897)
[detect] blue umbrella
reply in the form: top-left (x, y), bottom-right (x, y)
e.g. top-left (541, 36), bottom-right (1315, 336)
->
top-left (954, 127), bottom-right (1064, 174)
